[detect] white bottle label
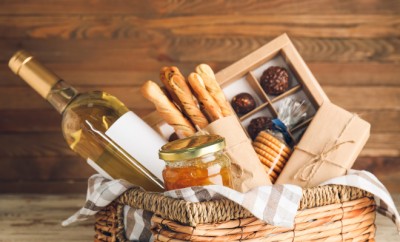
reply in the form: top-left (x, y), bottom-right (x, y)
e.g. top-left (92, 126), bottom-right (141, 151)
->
top-left (104, 111), bottom-right (166, 180)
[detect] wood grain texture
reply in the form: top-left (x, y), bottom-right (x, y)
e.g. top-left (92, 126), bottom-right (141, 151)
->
top-left (1, 15), bottom-right (400, 39)
top-left (0, 194), bottom-right (94, 241)
top-left (0, 0), bottom-right (398, 193)
top-left (0, 194), bottom-right (398, 241)
top-left (0, 133), bottom-right (74, 157)
top-left (0, 0), bottom-right (399, 15)
top-left (1, 63), bottom-right (400, 87)
top-left (0, 156), bottom-right (93, 181)
top-left (354, 157), bottom-right (400, 193)
top-left (0, 86), bottom-right (154, 110)
top-left (0, 181), bottom-right (89, 194)
top-left (0, 38), bottom-right (399, 64)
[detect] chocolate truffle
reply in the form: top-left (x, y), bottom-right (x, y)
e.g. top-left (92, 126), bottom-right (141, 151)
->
top-left (247, 116), bottom-right (273, 140)
top-left (231, 93), bottom-right (256, 115)
top-left (260, 66), bottom-right (289, 95)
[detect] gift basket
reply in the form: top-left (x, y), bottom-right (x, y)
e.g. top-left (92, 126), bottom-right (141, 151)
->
top-left (9, 34), bottom-right (400, 242)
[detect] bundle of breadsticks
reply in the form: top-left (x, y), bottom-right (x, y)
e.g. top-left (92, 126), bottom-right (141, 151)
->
top-left (141, 64), bottom-right (232, 138)
top-left (141, 64), bottom-right (271, 192)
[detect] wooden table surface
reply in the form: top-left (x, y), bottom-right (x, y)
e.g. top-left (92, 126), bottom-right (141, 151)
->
top-left (0, 194), bottom-right (399, 242)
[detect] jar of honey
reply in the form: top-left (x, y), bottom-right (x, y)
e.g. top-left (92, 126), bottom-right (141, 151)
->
top-left (159, 135), bottom-right (233, 190)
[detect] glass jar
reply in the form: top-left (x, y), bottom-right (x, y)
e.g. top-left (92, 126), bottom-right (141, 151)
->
top-left (159, 135), bottom-right (233, 190)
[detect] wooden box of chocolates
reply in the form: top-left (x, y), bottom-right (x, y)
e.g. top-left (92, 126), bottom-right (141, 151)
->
top-left (213, 33), bottom-right (328, 143)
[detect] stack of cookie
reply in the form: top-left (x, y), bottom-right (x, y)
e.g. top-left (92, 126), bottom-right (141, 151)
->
top-left (252, 131), bottom-right (292, 183)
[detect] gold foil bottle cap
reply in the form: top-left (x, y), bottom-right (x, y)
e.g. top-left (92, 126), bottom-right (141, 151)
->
top-left (9, 50), bottom-right (60, 98)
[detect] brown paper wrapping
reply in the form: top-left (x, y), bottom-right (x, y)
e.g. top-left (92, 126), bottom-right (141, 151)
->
top-left (202, 115), bottom-right (271, 192)
top-left (276, 102), bottom-right (370, 188)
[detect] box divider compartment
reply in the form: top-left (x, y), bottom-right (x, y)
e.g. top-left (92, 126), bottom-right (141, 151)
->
top-left (271, 85), bottom-right (302, 103)
top-left (239, 102), bottom-right (271, 121)
top-left (266, 103), bottom-right (279, 118)
top-left (247, 72), bottom-right (271, 103)
top-left (281, 43), bottom-right (328, 107)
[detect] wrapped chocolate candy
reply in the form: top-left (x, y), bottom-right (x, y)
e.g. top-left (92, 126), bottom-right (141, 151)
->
top-left (252, 98), bottom-right (309, 183)
top-left (273, 98), bottom-right (309, 147)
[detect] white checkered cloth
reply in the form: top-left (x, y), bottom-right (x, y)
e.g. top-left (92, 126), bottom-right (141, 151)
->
top-left (62, 170), bottom-right (400, 241)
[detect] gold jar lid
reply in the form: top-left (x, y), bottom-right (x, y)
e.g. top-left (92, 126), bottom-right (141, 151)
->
top-left (159, 135), bottom-right (225, 161)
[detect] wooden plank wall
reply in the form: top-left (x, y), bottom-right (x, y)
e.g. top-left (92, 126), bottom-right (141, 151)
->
top-left (0, 0), bottom-right (399, 193)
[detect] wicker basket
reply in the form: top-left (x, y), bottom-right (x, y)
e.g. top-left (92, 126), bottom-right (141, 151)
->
top-left (94, 185), bottom-right (376, 242)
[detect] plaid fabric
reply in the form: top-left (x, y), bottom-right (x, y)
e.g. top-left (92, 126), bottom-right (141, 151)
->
top-left (61, 175), bottom-right (135, 226)
top-left (322, 169), bottom-right (400, 232)
top-left (63, 170), bottom-right (400, 241)
top-left (123, 207), bottom-right (154, 241)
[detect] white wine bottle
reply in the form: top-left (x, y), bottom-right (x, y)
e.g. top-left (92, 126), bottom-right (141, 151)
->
top-left (9, 50), bottom-right (165, 191)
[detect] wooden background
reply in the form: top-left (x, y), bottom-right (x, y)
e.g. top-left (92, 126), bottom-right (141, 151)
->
top-left (0, 0), bottom-right (399, 194)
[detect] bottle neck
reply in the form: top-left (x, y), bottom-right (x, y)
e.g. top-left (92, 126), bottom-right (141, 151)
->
top-left (8, 50), bottom-right (80, 114)
top-left (47, 80), bottom-right (79, 114)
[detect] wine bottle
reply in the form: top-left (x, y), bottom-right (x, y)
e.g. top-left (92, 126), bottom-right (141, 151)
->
top-left (9, 50), bottom-right (165, 191)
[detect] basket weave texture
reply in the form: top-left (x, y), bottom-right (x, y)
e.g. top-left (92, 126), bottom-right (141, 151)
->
top-left (94, 185), bottom-right (376, 242)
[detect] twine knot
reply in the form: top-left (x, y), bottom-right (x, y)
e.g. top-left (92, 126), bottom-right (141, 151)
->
top-left (294, 140), bottom-right (354, 182)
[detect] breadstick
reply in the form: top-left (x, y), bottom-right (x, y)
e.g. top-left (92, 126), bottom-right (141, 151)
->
top-left (160, 66), bottom-right (183, 109)
top-left (160, 66), bottom-right (201, 110)
top-left (188, 73), bottom-right (223, 121)
top-left (167, 70), bottom-right (209, 129)
top-left (160, 66), bottom-right (208, 129)
top-left (141, 80), bottom-right (196, 138)
top-left (195, 64), bottom-right (233, 117)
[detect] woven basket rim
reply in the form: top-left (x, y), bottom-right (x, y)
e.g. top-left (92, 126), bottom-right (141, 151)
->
top-left (95, 184), bottom-right (374, 242)
top-left (116, 184), bottom-right (372, 226)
